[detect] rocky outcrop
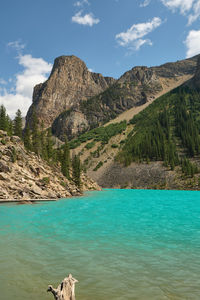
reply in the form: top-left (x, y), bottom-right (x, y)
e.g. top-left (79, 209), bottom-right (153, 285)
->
top-left (152, 55), bottom-right (199, 78)
top-left (26, 55), bottom-right (115, 129)
top-left (0, 131), bottom-right (100, 201)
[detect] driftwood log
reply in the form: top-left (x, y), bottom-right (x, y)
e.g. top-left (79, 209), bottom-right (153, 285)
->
top-left (47, 274), bottom-right (78, 300)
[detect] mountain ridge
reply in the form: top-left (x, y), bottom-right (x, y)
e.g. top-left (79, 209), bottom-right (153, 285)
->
top-left (26, 54), bottom-right (200, 141)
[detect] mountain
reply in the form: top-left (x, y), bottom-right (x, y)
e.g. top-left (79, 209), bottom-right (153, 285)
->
top-left (26, 55), bottom-right (115, 130)
top-left (0, 130), bottom-right (100, 201)
top-left (68, 56), bottom-right (200, 190)
top-left (52, 55), bottom-right (199, 140)
top-left (26, 55), bottom-right (199, 141)
top-left (23, 54), bottom-right (200, 190)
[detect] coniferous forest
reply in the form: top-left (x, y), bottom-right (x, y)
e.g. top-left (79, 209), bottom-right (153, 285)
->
top-left (0, 105), bottom-right (81, 188)
top-left (117, 86), bottom-right (200, 178)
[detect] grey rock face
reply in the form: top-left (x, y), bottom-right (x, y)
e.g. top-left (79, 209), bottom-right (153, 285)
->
top-left (26, 55), bottom-right (115, 129)
top-left (52, 110), bottom-right (89, 141)
top-left (0, 160), bottom-right (11, 173)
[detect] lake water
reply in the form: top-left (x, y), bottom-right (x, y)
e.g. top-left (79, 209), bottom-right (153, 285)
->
top-left (1, 189), bottom-right (200, 300)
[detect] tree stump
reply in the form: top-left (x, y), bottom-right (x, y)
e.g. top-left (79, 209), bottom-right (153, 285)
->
top-left (47, 274), bottom-right (78, 300)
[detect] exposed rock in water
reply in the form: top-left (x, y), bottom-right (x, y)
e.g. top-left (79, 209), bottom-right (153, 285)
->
top-left (0, 130), bottom-right (100, 201)
top-left (26, 55), bottom-right (115, 130)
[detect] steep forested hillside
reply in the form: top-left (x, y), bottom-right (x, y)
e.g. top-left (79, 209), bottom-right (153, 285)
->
top-left (117, 86), bottom-right (200, 178)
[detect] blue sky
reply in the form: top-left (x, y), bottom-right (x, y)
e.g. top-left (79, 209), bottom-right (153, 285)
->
top-left (1, 0), bottom-right (200, 116)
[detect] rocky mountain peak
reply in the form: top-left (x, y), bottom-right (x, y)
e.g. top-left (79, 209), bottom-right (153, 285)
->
top-left (26, 55), bottom-right (115, 129)
top-left (119, 66), bottom-right (157, 85)
top-left (49, 55), bottom-right (89, 83)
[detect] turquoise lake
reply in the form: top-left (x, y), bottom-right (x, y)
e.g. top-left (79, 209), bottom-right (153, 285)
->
top-left (1, 189), bottom-right (200, 300)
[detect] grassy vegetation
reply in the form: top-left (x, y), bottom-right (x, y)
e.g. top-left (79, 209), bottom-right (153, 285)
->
top-left (85, 141), bottom-right (96, 150)
top-left (69, 121), bottom-right (127, 149)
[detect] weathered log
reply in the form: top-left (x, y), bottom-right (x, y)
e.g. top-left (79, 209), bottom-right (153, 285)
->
top-left (47, 274), bottom-right (78, 300)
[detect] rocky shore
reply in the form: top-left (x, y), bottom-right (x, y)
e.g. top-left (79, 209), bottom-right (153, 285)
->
top-left (0, 130), bottom-right (100, 201)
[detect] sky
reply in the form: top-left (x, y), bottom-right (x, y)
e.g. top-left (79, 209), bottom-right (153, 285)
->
top-left (1, 0), bottom-right (200, 117)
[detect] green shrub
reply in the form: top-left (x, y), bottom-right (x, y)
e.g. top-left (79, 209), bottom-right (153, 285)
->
top-left (111, 144), bottom-right (118, 148)
top-left (40, 177), bottom-right (50, 185)
top-left (1, 139), bottom-right (6, 145)
top-left (93, 161), bottom-right (103, 171)
top-left (10, 147), bottom-right (17, 163)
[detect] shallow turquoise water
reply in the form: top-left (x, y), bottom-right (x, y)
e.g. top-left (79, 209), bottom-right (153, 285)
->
top-left (1, 189), bottom-right (200, 300)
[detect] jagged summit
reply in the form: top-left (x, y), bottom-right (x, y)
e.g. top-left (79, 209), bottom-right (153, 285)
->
top-left (49, 55), bottom-right (89, 79)
top-left (119, 66), bottom-right (158, 85)
top-left (26, 55), bottom-right (115, 129)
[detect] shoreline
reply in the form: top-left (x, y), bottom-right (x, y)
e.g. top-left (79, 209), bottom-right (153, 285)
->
top-left (0, 198), bottom-right (58, 204)
top-left (1, 187), bottom-right (200, 204)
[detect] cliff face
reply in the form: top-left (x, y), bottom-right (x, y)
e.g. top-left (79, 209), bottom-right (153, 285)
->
top-left (26, 54), bottom-right (199, 141)
top-left (26, 55), bottom-right (115, 129)
top-left (0, 131), bottom-right (100, 201)
top-left (52, 56), bottom-right (199, 140)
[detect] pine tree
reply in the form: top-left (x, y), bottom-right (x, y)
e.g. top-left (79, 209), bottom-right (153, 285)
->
top-left (0, 105), bottom-right (8, 131)
top-left (46, 128), bottom-right (54, 161)
top-left (6, 115), bottom-right (13, 136)
top-left (40, 123), bottom-right (48, 160)
top-left (72, 154), bottom-right (81, 188)
top-left (23, 125), bottom-right (32, 150)
top-left (31, 109), bottom-right (41, 155)
top-left (61, 136), bottom-right (70, 179)
top-left (13, 109), bottom-right (23, 138)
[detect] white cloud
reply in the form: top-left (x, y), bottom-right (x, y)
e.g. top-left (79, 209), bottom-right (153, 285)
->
top-left (72, 11), bottom-right (100, 26)
top-left (188, 0), bottom-right (200, 24)
top-left (160, 0), bottom-right (200, 24)
top-left (161, 0), bottom-right (194, 14)
top-left (185, 29), bottom-right (200, 58)
top-left (140, 0), bottom-right (151, 7)
top-left (74, 0), bottom-right (90, 7)
top-left (116, 17), bottom-right (162, 50)
top-left (7, 40), bottom-right (26, 53)
top-left (0, 54), bottom-right (52, 118)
